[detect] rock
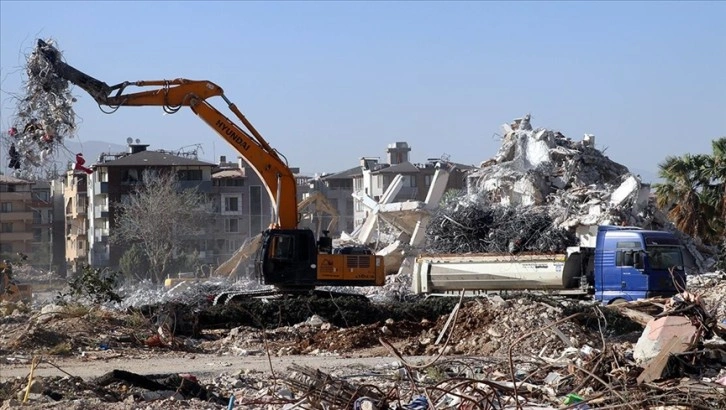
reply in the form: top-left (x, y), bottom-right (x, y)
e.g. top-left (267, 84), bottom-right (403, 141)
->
top-left (305, 315), bottom-right (325, 326)
top-left (487, 328), bottom-right (502, 338)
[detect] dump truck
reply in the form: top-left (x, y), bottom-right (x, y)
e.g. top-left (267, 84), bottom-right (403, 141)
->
top-left (412, 225), bottom-right (686, 304)
top-left (1, 261), bottom-right (32, 304)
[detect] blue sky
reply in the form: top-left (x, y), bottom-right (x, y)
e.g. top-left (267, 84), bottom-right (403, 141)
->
top-left (1, 1), bottom-right (724, 180)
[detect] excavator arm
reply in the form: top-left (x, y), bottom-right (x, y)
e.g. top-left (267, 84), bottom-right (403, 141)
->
top-left (36, 40), bottom-right (297, 229)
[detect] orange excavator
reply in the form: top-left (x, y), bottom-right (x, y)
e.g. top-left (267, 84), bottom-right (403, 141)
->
top-left (1, 261), bottom-right (32, 304)
top-left (36, 40), bottom-right (384, 294)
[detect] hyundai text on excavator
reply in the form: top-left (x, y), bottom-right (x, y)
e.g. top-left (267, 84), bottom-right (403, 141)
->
top-left (35, 40), bottom-right (384, 295)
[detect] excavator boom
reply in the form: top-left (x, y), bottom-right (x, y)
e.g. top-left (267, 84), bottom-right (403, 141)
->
top-left (34, 39), bottom-right (384, 291)
top-left (36, 40), bottom-right (297, 229)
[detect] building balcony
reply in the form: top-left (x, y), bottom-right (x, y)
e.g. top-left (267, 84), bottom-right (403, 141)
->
top-left (67, 228), bottom-right (87, 238)
top-left (94, 181), bottom-right (109, 194)
top-left (0, 211), bottom-right (33, 222)
top-left (0, 192), bottom-right (30, 201)
top-left (93, 206), bottom-right (109, 219)
top-left (0, 231), bottom-right (33, 241)
top-left (178, 180), bottom-right (212, 192)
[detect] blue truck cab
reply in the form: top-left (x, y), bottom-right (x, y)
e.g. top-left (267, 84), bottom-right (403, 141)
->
top-left (592, 226), bottom-right (686, 304)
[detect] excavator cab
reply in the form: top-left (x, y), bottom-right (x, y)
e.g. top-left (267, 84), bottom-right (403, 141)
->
top-left (257, 229), bottom-right (385, 289)
top-left (256, 229), bottom-right (319, 289)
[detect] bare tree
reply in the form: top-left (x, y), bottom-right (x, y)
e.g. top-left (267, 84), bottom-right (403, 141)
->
top-left (112, 170), bottom-right (212, 284)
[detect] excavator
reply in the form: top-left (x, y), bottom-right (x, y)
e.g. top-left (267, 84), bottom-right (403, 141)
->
top-left (34, 40), bottom-right (385, 296)
top-left (1, 261), bottom-right (32, 304)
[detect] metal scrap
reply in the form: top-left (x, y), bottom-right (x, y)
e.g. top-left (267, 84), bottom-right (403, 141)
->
top-left (425, 200), bottom-right (576, 254)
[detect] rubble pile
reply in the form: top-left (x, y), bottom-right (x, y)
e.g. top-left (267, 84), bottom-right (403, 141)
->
top-left (3, 39), bottom-right (78, 180)
top-left (425, 201), bottom-right (577, 253)
top-left (420, 114), bottom-right (718, 272)
top-left (400, 295), bottom-right (601, 357)
top-left (467, 114), bottom-right (648, 230)
top-left (3, 289), bottom-right (726, 409)
top-left (687, 272), bottom-right (726, 322)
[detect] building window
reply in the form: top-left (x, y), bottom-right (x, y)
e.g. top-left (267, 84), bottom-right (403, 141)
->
top-left (222, 195), bottom-right (241, 214)
top-left (177, 169), bottom-right (203, 181)
top-left (218, 179), bottom-right (244, 187)
top-left (47, 209), bottom-right (53, 223)
top-left (78, 241), bottom-right (84, 250)
top-left (97, 169), bottom-right (108, 182)
top-left (424, 175), bottom-right (432, 187)
top-left (33, 228), bottom-right (42, 241)
top-left (250, 185), bottom-right (262, 234)
top-left (409, 175), bottom-right (417, 187)
top-left (227, 239), bottom-right (239, 253)
top-left (0, 243), bottom-right (11, 253)
top-left (33, 210), bottom-right (42, 224)
top-left (33, 191), bottom-right (49, 202)
top-left (1, 223), bottom-right (12, 233)
top-left (122, 169), bottom-right (140, 184)
top-left (225, 218), bottom-right (239, 233)
top-left (0, 202), bottom-right (11, 213)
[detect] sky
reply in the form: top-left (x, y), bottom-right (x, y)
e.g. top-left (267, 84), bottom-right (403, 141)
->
top-left (1, 1), bottom-right (724, 180)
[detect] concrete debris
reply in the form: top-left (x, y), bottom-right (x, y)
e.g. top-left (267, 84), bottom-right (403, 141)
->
top-left (443, 115), bottom-right (716, 272)
top-left (633, 316), bottom-right (699, 364)
top-left (3, 286), bottom-right (726, 408)
top-left (3, 39), bottom-right (78, 180)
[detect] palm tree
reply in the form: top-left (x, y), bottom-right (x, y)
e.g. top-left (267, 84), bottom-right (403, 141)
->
top-left (654, 154), bottom-right (703, 238)
top-left (653, 138), bottom-right (726, 245)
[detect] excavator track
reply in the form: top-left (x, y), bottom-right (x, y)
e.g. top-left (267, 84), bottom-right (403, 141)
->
top-left (212, 288), bottom-right (369, 305)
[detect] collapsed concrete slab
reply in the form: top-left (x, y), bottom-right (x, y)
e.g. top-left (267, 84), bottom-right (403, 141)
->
top-left (633, 316), bottom-right (699, 365)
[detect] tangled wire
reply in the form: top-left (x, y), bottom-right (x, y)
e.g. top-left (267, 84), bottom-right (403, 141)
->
top-left (425, 199), bottom-right (577, 254)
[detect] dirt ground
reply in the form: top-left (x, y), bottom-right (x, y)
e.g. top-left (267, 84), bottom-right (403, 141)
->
top-left (2, 278), bottom-right (726, 409)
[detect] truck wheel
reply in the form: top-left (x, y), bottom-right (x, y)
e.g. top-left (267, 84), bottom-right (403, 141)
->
top-left (562, 253), bottom-right (581, 289)
top-left (609, 298), bottom-right (627, 305)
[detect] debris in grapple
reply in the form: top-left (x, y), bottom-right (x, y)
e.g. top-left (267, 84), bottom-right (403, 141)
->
top-left (2, 38), bottom-right (79, 180)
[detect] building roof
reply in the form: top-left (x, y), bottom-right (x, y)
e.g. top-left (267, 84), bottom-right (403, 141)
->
top-left (212, 168), bottom-right (246, 179)
top-left (371, 161), bottom-right (420, 174)
top-left (96, 150), bottom-right (214, 167)
top-left (321, 166), bottom-right (363, 180)
top-left (0, 175), bottom-right (32, 184)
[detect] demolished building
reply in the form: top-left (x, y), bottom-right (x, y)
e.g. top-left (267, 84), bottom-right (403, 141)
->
top-left (419, 114), bottom-right (718, 273)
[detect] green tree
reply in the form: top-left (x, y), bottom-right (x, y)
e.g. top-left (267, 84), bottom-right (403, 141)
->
top-left (654, 138), bottom-right (726, 245)
top-left (112, 171), bottom-right (212, 284)
top-left (118, 243), bottom-right (151, 282)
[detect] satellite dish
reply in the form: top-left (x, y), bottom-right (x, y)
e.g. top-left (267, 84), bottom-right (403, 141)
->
top-left (135, 139), bottom-right (141, 143)
top-left (126, 137), bottom-right (133, 144)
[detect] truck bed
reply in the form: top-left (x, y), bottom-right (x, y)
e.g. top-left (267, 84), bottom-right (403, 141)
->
top-left (412, 253), bottom-right (571, 294)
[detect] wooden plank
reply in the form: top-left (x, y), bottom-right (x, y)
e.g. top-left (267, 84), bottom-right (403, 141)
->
top-left (607, 306), bottom-right (655, 327)
top-left (435, 302), bottom-right (461, 345)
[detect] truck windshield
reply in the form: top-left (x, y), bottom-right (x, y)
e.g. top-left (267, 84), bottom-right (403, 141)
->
top-left (647, 246), bottom-right (684, 271)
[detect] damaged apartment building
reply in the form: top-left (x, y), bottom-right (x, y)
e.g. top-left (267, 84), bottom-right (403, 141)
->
top-left (352, 142), bottom-right (472, 229)
top-left (62, 141), bottom-right (276, 273)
